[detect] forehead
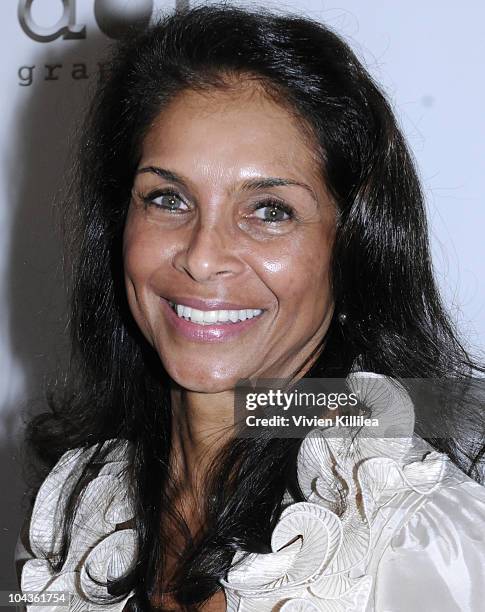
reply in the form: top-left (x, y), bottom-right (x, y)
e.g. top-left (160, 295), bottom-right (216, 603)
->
top-left (139, 83), bottom-right (322, 184)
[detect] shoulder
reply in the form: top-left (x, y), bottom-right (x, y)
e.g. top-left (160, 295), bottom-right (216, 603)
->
top-left (221, 373), bottom-right (485, 611)
top-left (373, 464), bottom-right (485, 612)
top-left (16, 439), bottom-right (137, 611)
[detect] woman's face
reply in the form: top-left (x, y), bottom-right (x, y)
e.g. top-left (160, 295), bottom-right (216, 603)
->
top-left (123, 82), bottom-right (336, 392)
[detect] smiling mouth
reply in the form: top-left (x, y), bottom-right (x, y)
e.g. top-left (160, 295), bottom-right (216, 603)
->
top-left (168, 300), bottom-right (264, 325)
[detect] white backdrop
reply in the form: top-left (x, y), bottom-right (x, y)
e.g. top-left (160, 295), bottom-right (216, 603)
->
top-left (1, 0), bottom-right (484, 589)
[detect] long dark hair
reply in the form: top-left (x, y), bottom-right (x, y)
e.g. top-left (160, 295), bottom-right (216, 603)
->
top-left (24, 2), bottom-right (484, 609)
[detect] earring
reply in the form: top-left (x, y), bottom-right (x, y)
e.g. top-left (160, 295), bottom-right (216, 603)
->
top-left (338, 312), bottom-right (347, 325)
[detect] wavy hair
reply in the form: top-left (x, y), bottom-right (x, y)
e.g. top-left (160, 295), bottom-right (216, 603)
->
top-left (24, 3), bottom-right (485, 609)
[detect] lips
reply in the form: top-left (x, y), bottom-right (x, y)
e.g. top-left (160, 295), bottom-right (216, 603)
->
top-left (161, 297), bottom-right (265, 342)
top-left (168, 300), bottom-right (263, 325)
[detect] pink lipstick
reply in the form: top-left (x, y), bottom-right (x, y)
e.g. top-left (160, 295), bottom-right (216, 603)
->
top-left (161, 297), bottom-right (265, 343)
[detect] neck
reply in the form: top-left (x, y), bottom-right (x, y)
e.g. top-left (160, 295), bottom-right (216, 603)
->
top-left (169, 385), bottom-right (234, 492)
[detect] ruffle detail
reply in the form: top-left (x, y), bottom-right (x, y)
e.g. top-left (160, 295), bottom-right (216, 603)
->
top-left (21, 439), bottom-right (136, 611)
top-left (20, 373), bottom-right (452, 612)
top-left (222, 372), bottom-right (449, 611)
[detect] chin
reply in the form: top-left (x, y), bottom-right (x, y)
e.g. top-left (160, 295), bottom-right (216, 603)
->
top-left (164, 363), bottom-right (246, 393)
top-left (171, 377), bottom-right (240, 394)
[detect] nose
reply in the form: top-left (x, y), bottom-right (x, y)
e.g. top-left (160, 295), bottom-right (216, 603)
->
top-left (172, 219), bottom-right (245, 283)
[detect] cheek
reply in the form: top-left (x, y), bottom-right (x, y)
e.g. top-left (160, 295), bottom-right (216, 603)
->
top-left (262, 231), bottom-right (334, 313)
top-left (122, 219), bottom-right (167, 336)
top-left (122, 217), bottom-right (164, 288)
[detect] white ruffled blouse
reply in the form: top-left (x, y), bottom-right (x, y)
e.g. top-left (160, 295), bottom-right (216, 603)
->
top-left (15, 373), bottom-right (485, 611)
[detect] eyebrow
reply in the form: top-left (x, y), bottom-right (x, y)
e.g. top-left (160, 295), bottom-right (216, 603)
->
top-left (136, 166), bottom-right (318, 204)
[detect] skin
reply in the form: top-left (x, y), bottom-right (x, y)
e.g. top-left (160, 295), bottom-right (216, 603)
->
top-left (122, 80), bottom-right (336, 608)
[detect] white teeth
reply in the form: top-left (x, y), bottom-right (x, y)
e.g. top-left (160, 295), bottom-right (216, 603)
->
top-left (190, 308), bottom-right (204, 323)
top-left (203, 310), bottom-right (218, 324)
top-left (218, 310), bottom-right (229, 322)
top-left (228, 310), bottom-right (239, 322)
top-left (168, 301), bottom-right (263, 325)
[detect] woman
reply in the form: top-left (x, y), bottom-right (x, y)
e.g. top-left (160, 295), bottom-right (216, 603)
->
top-left (15, 3), bottom-right (485, 611)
